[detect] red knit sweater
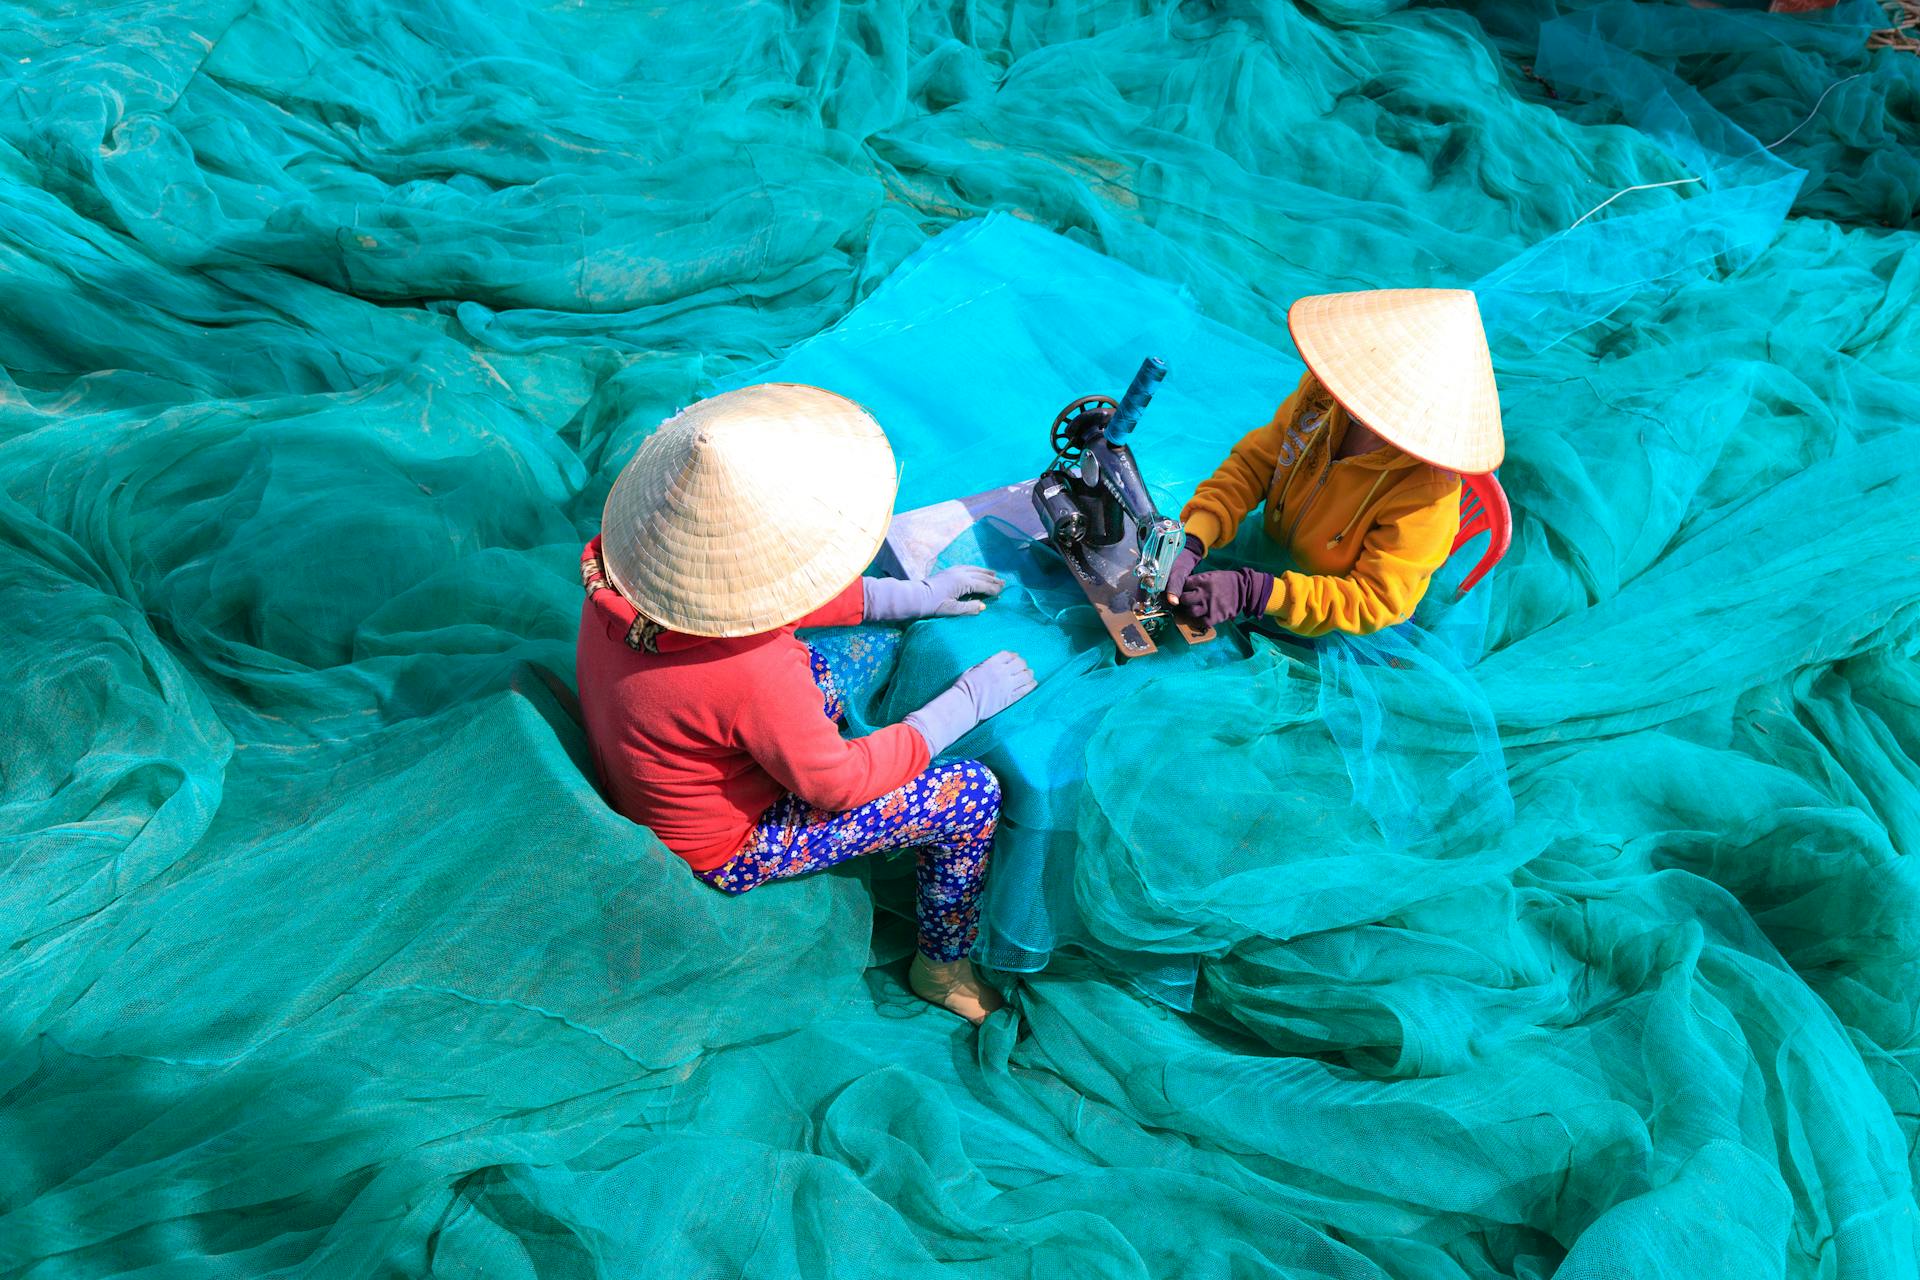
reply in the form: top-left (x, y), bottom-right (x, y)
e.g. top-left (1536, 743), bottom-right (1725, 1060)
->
top-left (575, 539), bottom-right (931, 870)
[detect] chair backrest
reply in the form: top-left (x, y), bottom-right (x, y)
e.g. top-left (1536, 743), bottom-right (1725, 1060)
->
top-left (1449, 471), bottom-right (1512, 598)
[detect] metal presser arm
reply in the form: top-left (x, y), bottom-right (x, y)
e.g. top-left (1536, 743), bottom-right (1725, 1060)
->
top-left (1084, 359), bottom-right (1185, 594)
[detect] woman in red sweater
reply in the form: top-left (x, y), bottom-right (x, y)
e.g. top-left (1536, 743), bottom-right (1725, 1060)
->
top-left (577, 384), bottom-right (1034, 1024)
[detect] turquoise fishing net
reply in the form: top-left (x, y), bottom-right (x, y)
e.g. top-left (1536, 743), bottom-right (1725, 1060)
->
top-left (5, 0), bottom-right (1920, 1276)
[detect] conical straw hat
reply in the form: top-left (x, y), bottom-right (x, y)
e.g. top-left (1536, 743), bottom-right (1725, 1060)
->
top-left (1287, 288), bottom-right (1505, 474)
top-left (600, 383), bottom-right (898, 637)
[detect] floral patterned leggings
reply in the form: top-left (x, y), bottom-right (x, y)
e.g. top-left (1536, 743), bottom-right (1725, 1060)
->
top-left (698, 644), bottom-right (1002, 962)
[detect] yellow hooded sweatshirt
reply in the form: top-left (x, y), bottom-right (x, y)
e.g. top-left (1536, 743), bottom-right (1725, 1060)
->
top-left (1180, 373), bottom-right (1461, 637)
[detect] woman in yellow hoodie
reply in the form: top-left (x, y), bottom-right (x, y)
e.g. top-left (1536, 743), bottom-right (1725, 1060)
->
top-left (1168, 289), bottom-right (1505, 637)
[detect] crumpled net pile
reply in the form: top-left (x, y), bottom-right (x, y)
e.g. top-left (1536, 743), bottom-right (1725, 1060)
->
top-left (4, 1), bottom-right (1919, 1276)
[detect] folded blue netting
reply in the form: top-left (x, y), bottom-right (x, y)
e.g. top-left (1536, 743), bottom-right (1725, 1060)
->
top-left (2, 0), bottom-right (1919, 1276)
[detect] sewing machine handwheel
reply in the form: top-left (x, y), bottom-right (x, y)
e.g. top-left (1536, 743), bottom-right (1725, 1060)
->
top-left (1051, 394), bottom-right (1117, 455)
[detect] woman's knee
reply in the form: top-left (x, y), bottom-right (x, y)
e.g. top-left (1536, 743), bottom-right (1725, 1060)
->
top-left (920, 760), bottom-right (1000, 847)
top-left (971, 763), bottom-right (1002, 811)
top-left (931, 758), bottom-right (999, 802)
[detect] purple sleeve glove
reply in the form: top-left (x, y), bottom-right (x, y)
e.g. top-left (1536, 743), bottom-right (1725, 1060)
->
top-left (863, 566), bottom-right (1006, 623)
top-left (1164, 534), bottom-right (1207, 606)
top-left (1178, 567), bottom-right (1276, 628)
top-left (903, 651), bottom-right (1038, 756)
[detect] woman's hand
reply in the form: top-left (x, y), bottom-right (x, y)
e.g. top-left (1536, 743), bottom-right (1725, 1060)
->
top-left (864, 566), bottom-right (1005, 622)
top-left (1164, 534), bottom-right (1206, 607)
top-left (904, 651), bottom-right (1037, 755)
top-left (951, 650), bottom-right (1036, 719)
top-left (924, 565), bottom-right (1005, 617)
top-left (1178, 568), bottom-right (1275, 628)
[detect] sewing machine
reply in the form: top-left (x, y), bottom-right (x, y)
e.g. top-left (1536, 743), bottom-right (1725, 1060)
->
top-left (1029, 357), bottom-right (1216, 659)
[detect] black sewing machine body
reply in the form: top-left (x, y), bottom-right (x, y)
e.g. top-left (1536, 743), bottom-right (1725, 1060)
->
top-left (1031, 358), bottom-right (1216, 659)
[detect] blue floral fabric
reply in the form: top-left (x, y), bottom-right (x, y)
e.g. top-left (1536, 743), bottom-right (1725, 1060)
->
top-left (799, 624), bottom-right (902, 718)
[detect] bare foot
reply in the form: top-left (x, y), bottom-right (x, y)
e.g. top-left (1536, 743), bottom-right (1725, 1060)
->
top-left (909, 954), bottom-right (1005, 1025)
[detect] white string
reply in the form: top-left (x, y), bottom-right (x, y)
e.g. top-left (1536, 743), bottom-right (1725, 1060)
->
top-left (1568, 177), bottom-right (1704, 229)
top-left (1562, 70), bottom-right (1868, 231)
top-left (1760, 72), bottom-right (1866, 149)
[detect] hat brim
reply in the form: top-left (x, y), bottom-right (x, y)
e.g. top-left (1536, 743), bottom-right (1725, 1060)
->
top-left (600, 383), bottom-right (900, 637)
top-left (1287, 290), bottom-right (1505, 475)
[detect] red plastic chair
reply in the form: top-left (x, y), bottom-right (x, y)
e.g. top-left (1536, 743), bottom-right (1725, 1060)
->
top-left (1450, 472), bottom-right (1512, 598)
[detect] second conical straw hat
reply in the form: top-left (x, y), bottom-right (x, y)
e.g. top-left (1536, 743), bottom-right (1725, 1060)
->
top-left (1288, 288), bottom-right (1505, 474)
top-left (600, 383), bottom-right (898, 638)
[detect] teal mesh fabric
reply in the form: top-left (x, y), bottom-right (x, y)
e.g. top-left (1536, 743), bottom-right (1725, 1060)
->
top-left (4, 1), bottom-right (1920, 1277)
